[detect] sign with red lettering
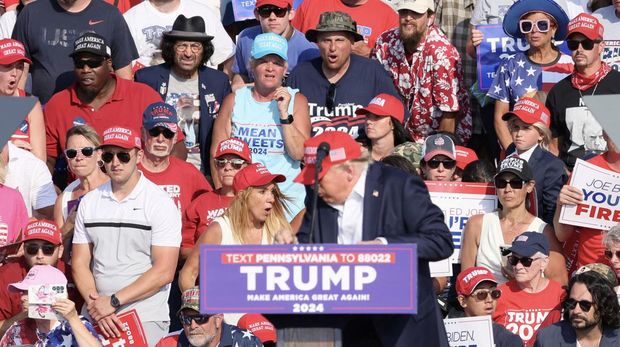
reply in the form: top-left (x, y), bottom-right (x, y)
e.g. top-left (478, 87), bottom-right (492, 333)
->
top-left (443, 315), bottom-right (494, 347)
top-left (559, 159), bottom-right (620, 230)
top-left (95, 309), bottom-right (148, 347)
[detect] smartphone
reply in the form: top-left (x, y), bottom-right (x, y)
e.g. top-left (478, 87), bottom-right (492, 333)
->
top-left (28, 284), bottom-right (68, 320)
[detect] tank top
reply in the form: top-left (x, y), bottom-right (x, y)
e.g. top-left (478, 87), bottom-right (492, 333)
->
top-left (214, 215), bottom-right (271, 245)
top-left (61, 180), bottom-right (81, 219)
top-left (477, 211), bottom-right (547, 284)
top-left (231, 86), bottom-right (305, 220)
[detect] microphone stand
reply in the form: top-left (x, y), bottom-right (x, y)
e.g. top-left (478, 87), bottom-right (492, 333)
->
top-left (309, 160), bottom-right (322, 244)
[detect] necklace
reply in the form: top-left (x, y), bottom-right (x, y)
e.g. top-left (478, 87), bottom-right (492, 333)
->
top-left (578, 82), bottom-right (599, 101)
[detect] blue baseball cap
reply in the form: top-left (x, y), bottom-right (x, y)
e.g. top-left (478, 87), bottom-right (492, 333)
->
top-left (508, 231), bottom-right (550, 257)
top-left (251, 33), bottom-right (288, 61)
top-left (143, 102), bottom-right (178, 132)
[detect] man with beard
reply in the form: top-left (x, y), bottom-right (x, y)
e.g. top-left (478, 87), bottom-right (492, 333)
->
top-left (11, 0), bottom-right (137, 104)
top-left (372, 0), bottom-right (472, 145)
top-left (535, 270), bottom-right (620, 346)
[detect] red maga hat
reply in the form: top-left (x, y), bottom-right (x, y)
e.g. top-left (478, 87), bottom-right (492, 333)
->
top-left (233, 163), bottom-right (285, 193)
top-left (502, 97), bottom-right (551, 127)
top-left (355, 93), bottom-right (405, 124)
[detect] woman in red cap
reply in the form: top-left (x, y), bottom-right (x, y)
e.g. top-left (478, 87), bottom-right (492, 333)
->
top-left (0, 38), bottom-right (45, 161)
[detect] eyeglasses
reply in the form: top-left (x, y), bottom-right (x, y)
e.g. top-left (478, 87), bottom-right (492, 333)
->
top-left (507, 255), bottom-right (542, 267)
top-left (426, 159), bottom-right (456, 170)
top-left (566, 39), bottom-right (602, 51)
top-left (470, 289), bottom-right (502, 301)
top-left (73, 58), bottom-right (105, 69)
top-left (519, 19), bottom-right (550, 34)
top-left (564, 298), bottom-right (593, 312)
top-left (214, 158), bottom-right (246, 170)
top-left (101, 151), bottom-right (132, 164)
top-left (148, 127), bottom-right (175, 139)
top-left (494, 177), bottom-right (525, 189)
top-left (326, 83), bottom-right (336, 113)
top-left (257, 5), bottom-right (289, 18)
top-left (24, 242), bottom-right (56, 256)
top-left (604, 250), bottom-right (620, 260)
top-left (174, 43), bottom-right (203, 53)
top-left (64, 147), bottom-right (95, 159)
top-left (178, 313), bottom-right (211, 325)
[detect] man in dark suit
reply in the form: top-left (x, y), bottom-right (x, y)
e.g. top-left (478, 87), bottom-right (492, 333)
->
top-left (135, 15), bottom-right (231, 176)
top-left (291, 131), bottom-right (453, 347)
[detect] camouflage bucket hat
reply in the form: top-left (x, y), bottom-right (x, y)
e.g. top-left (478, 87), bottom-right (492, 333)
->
top-left (305, 11), bottom-right (364, 43)
top-left (392, 141), bottom-right (423, 170)
top-left (574, 263), bottom-right (618, 286)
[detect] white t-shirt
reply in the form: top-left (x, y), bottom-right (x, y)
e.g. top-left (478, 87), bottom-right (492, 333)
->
top-left (0, 10), bottom-right (17, 39)
top-left (123, 0), bottom-right (235, 68)
top-left (593, 5), bottom-right (620, 40)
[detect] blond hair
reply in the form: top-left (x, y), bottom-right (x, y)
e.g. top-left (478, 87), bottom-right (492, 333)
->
top-left (0, 156), bottom-right (6, 184)
top-left (65, 125), bottom-right (101, 147)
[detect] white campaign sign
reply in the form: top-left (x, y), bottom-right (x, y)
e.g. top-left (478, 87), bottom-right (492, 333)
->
top-left (444, 315), bottom-right (495, 347)
top-left (559, 159), bottom-right (620, 230)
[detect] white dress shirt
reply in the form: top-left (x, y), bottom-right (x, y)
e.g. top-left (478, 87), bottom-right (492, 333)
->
top-left (328, 169), bottom-right (367, 245)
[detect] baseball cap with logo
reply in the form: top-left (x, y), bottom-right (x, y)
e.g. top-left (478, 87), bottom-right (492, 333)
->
top-left (178, 286), bottom-right (200, 313)
top-left (143, 102), bottom-right (179, 132)
top-left (456, 266), bottom-right (498, 296)
top-left (294, 132), bottom-right (362, 185)
top-left (233, 163), bottom-right (286, 193)
top-left (255, 0), bottom-right (292, 8)
top-left (508, 231), bottom-right (550, 257)
top-left (237, 314), bottom-right (277, 343)
top-left (422, 134), bottom-right (456, 161)
top-left (251, 33), bottom-right (288, 61)
top-left (0, 39), bottom-right (32, 65)
top-left (502, 97), bottom-right (551, 127)
top-left (305, 11), bottom-right (363, 43)
top-left (455, 146), bottom-right (478, 171)
top-left (395, 0), bottom-right (436, 14)
top-left (215, 138), bottom-right (252, 162)
top-left (355, 93), bottom-right (405, 124)
top-left (574, 263), bottom-right (618, 286)
top-left (566, 12), bottom-right (604, 41)
top-left (23, 220), bottom-right (62, 245)
top-left (9, 265), bottom-right (67, 291)
top-left (70, 32), bottom-right (111, 58)
top-left (99, 127), bottom-right (142, 150)
top-left (496, 157), bottom-right (533, 181)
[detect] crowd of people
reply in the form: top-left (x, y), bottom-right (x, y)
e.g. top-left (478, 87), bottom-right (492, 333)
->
top-left (0, 0), bottom-right (620, 345)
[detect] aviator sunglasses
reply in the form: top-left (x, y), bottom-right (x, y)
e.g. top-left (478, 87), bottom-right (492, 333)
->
top-left (101, 151), bottom-right (131, 164)
top-left (604, 249), bottom-right (620, 260)
top-left (214, 158), bottom-right (246, 169)
top-left (519, 19), bottom-right (550, 34)
top-left (64, 146), bottom-right (95, 159)
top-left (257, 5), bottom-right (289, 18)
top-left (563, 298), bottom-right (593, 312)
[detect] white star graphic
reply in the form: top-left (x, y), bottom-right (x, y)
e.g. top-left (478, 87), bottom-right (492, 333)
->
top-left (515, 76), bottom-right (524, 86)
top-left (526, 66), bottom-right (536, 76)
top-left (517, 59), bottom-right (526, 68)
top-left (525, 85), bottom-right (536, 94)
top-left (505, 78), bottom-right (510, 86)
top-left (319, 246), bottom-right (324, 251)
top-left (242, 330), bottom-right (254, 339)
top-left (500, 66), bottom-right (506, 73)
top-left (494, 85), bottom-right (502, 94)
top-left (293, 246), bottom-right (298, 251)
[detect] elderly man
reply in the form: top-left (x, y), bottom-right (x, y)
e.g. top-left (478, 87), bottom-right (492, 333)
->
top-left (373, 0), bottom-right (472, 145)
top-left (231, 0), bottom-right (319, 90)
top-left (547, 13), bottom-right (620, 169)
top-left (72, 127), bottom-right (181, 345)
top-left (287, 11), bottom-right (403, 139)
top-left (135, 15), bottom-right (231, 173)
top-left (289, 131), bottom-right (453, 346)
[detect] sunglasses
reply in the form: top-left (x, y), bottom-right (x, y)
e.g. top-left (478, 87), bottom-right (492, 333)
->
top-left (494, 177), bottom-right (525, 189)
top-left (426, 159), bottom-right (456, 170)
top-left (564, 298), bottom-right (593, 312)
top-left (214, 158), bottom-right (246, 170)
top-left (101, 151), bottom-right (131, 164)
top-left (64, 146), bottom-right (95, 159)
top-left (326, 83), bottom-right (336, 113)
top-left (604, 249), bottom-right (620, 260)
top-left (507, 255), bottom-right (542, 267)
top-left (148, 127), bottom-right (175, 139)
top-left (470, 289), bottom-right (502, 301)
top-left (566, 39), bottom-right (601, 51)
top-left (257, 5), bottom-right (289, 18)
top-left (25, 242), bottom-right (56, 256)
top-left (519, 19), bottom-right (550, 34)
top-left (178, 313), bottom-right (211, 325)
top-left (73, 58), bottom-right (105, 69)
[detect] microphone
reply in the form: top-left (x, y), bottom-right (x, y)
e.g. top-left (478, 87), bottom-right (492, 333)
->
top-left (309, 142), bottom-right (330, 244)
top-left (315, 142), bottom-right (330, 172)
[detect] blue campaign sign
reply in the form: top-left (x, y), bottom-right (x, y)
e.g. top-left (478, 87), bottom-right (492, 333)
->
top-left (232, 0), bottom-right (304, 22)
top-left (199, 244), bottom-right (418, 314)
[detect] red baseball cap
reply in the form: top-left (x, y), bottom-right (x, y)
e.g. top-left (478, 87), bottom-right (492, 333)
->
top-left (233, 163), bottom-right (285, 193)
top-left (215, 138), bottom-right (252, 162)
top-left (0, 39), bottom-right (32, 65)
top-left (456, 266), bottom-right (498, 296)
top-left (294, 132), bottom-right (362, 185)
top-left (566, 13), bottom-right (604, 40)
top-left (355, 93), bottom-right (405, 124)
top-left (502, 97), bottom-right (551, 127)
top-left (23, 220), bottom-right (61, 245)
top-left (237, 314), bottom-right (277, 343)
top-left (256, 0), bottom-right (292, 8)
top-left (455, 146), bottom-right (478, 170)
top-left (100, 127), bottom-right (142, 150)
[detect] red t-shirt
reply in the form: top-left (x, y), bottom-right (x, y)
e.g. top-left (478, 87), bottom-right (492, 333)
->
top-left (493, 280), bottom-right (565, 347)
top-left (44, 75), bottom-right (164, 158)
top-left (292, 0), bottom-right (398, 50)
top-left (181, 189), bottom-right (234, 249)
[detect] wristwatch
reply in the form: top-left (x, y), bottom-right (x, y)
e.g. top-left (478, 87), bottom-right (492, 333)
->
top-left (110, 294), bottom-right (121, 309)
top-left (280, 114), bottom-right (294, 124)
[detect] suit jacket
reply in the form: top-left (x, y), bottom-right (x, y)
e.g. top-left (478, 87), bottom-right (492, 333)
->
top-left (134, 64), bottom-right (231, 173)
top-left (535, 320), bottom-right (620, 346)
top-left (297, 163), bottom-right (454, 347)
